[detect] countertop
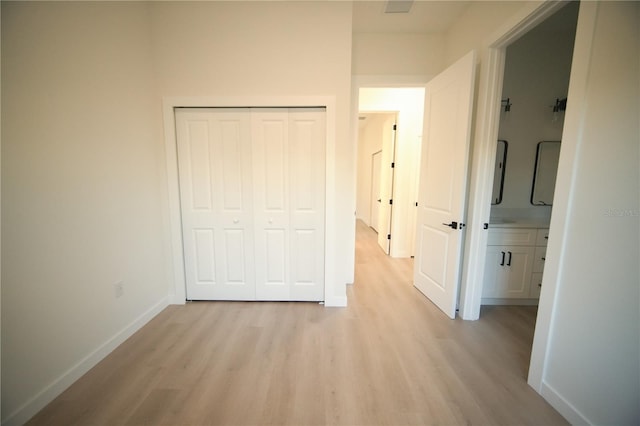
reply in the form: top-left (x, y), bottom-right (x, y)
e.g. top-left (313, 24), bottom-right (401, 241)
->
top-left (488, 218), bottom-right (550, 229)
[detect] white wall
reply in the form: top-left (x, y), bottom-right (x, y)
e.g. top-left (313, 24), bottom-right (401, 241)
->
top-left (352, 33), bottom-right (444, 76)
top-left (493, 4), bottom-right (577, 221)
top-left (358, 88), bottom-right (424, 258)
top-left (533, 2), bottom-right (640, 423)
top-left (1, 1), bottom-right (354, 423)
top-left (150, 1), bottom-right (354, 291)
top-left (1, 2), bottom-right (168, 423)
top-left (445, 1), bottom-right (541, 68)
top-left (356, 114), bottom-right (387, 226)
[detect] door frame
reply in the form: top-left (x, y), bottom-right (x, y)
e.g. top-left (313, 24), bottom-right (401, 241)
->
top-left (352, 77), bottom-right (430, 263)
top-left (162, 96), bottom-right (342, 306)
top-left (459, 1), bottom-right (567, 322)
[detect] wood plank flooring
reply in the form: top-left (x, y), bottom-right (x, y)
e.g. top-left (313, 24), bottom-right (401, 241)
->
top-left (27, 220), bottom-right (567, 425)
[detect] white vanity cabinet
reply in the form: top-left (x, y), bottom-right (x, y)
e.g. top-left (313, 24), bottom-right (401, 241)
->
top-left (529, 228), bottom-right (549, 298)
top-left (482, 226), bottom-right (549, 304)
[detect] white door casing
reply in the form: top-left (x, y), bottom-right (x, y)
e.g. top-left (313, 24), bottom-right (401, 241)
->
top-left (414, 51), bottom-right (477, 319)
top-left (176, 107), bottom-right (325, 302)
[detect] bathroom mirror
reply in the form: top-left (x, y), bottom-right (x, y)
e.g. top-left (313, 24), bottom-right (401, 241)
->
top-left (531, 141), bottom-right (561, 206)
top-left (491, 140), bottom-right (508, 205)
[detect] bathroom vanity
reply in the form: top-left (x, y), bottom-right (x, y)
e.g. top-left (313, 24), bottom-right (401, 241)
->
top-left (482, 220), bottom-right (549, 305)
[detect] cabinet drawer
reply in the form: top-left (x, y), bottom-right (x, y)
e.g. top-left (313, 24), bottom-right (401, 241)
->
top-left (533, 246), bottom-right (547, 273)
top-left (530, 272), bottom-right (543, 298)
top-left (487, 228), bottom-right (536, 246)
top-left (536, 228), bottom-right (550, 246)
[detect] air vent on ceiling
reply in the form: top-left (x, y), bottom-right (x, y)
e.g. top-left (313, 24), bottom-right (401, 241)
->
top-left (384, 0), bottom-right (414, 14)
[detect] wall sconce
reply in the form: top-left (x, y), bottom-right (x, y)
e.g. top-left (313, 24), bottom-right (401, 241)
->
top-left (552, 97), bottom-right (567, 112)
top-left (501, 98), bottom-right (512, 112)
top-left (552, 97), bottom-right (567, 122)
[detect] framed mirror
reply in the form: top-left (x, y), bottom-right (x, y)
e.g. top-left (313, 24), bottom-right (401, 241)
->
top-left (531, 141), bottom-right (561, 206)
top-left (491, 140), bottom-right (508, 205)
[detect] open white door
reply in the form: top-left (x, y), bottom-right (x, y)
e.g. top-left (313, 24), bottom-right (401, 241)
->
top-left (414, 51), bottom-right (476, 319)
top-left (376, 114), bottom-right (398, 254)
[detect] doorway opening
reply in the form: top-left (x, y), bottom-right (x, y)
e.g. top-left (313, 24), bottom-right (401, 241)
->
top-left (357, 112), bottom-right (398, 254)
top-left (480, 2), bottom-right (579, 307)
top-left (356, 87), bottom-right (425, 258)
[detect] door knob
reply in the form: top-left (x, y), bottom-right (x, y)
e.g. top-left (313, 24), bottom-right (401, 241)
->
top-left (442, 221), bottom-right (458, 229)
top-left (377, 199), bottom-right (381, 202)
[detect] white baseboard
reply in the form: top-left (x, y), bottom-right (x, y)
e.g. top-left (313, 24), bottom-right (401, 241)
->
top-left (541, 380), bottom-right (592, 425)
top-left (168, 293), bottom-right (186, 305)
top-left (324, 295), bottom-right (348, 307)
top-left (2, 297), bottom-right (170, 426)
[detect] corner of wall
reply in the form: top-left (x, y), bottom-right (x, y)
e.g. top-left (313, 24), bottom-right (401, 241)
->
top-left (1, 297), bottom-right (169, 426)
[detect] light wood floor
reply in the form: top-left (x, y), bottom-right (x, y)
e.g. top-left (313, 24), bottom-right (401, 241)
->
top-left (28, 220), bottom-right (567, 425)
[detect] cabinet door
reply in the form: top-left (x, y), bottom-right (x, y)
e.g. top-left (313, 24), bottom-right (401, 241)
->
top-left (530, 272), bottom-right (543, 298)
top-left (533, 246), bottom-right (547, 273)
top-left (502, 246), bottom-right (535, 298)
top-left (482, 246), bottom-right (504, 298)
top-left (482, 245), bottom-right (534, 298)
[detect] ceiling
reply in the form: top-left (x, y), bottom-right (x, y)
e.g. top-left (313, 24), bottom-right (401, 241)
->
top-left (352, 1), bottom-right (471, 34)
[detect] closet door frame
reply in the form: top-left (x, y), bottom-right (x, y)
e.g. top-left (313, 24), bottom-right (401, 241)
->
top-left (162, 96), bottom-right (341, 307)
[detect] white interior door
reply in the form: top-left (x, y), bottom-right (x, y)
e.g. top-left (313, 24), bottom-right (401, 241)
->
top-left (177, 107), bottom-right (325, 302)
top-left (414, 51), bottom-right (477, 318)
top-left (377, 114), bottom-right (398, 254)
top-left (370, 150), bottom-right (382, 232)
top-left (252, 108), bottom-right (326, 301)
top-left (252, 110), bottom-right (290, 300)
top-left (176, 108), bottom-right (255, 300)
top-left (288, 109), bottom-right (326, 301)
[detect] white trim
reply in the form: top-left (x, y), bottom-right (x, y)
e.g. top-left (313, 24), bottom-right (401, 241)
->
top-left (1, 297), bottom-right (169, 426)
top-left (540, 381), bottom-right (592, 425)
top-left (161, 96), bottom-right (339, 306)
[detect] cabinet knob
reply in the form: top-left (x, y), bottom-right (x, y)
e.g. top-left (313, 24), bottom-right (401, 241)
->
top-left (233, 219), bottom-right (239, 224)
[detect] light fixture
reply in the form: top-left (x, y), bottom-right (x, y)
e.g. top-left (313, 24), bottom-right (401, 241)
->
top-left (501, 98), bottom-right (512, 112)
top-left (552, 97), bottom-right (567, 112)
top-left (384, 0), bottom-right (414, 14)
top-left (552, 97), bottom-right (567, 122)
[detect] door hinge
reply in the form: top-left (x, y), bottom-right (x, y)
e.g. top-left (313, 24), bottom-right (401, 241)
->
top-left (387, 234), bottom-right (391, 240)
top-left (391, 162), bottom-right (395, 168)
top-left (393, 124), bottom-right (397, 131)
top-left (389, 199), bottom-right (393, 205)
top-left (415, 202), bottom-right (418, 207)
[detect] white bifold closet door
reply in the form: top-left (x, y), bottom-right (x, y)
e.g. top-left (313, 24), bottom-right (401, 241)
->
top-left (175, 107), bottom-right (325, 302)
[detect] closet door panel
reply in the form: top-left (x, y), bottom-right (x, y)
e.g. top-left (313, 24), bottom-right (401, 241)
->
top-left (289, 109), bottom-right (325, 301)
top-left (252, 110), bottom-right (290, 300)
top-left (176, 108), bottom-right (254, 300)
